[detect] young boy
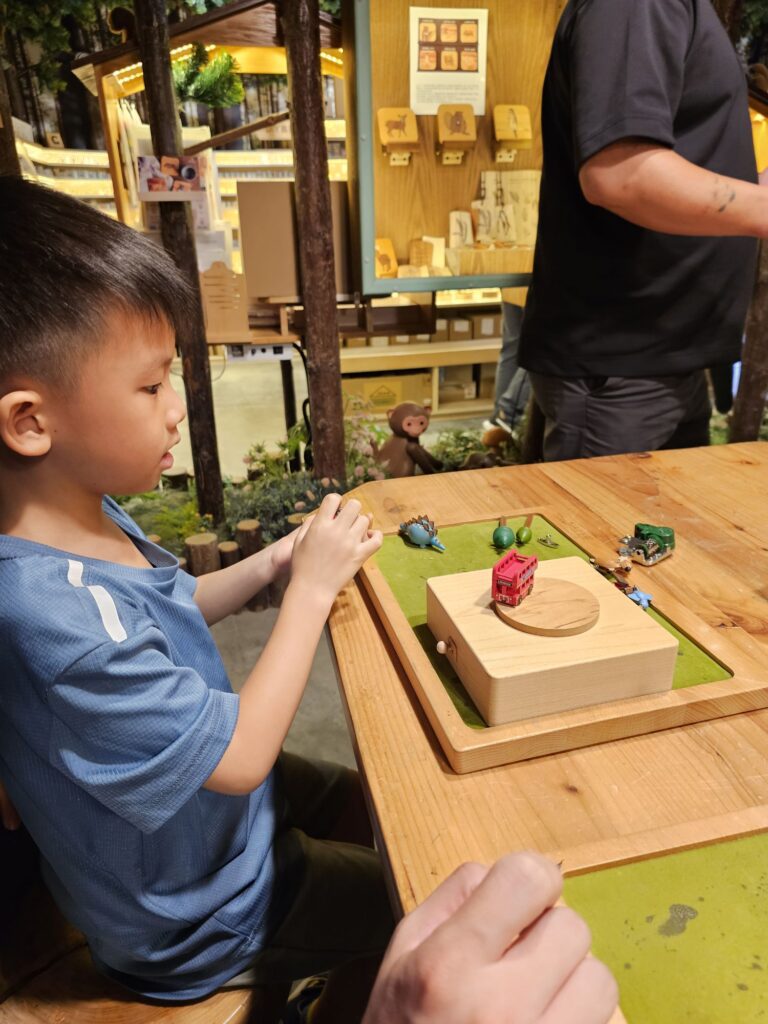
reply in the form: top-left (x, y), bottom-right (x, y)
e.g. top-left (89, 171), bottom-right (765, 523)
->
top-left (0, 178), bottom-right (392, 1021)
top-left (0, 179), bottom-right (618, 1024)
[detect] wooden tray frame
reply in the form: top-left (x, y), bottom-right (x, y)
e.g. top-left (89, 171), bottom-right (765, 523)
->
top-left (359, 506), bottom-right (768, 772)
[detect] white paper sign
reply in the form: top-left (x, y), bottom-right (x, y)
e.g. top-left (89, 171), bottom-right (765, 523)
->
top-left (409, 6), bottom-right (489, 115)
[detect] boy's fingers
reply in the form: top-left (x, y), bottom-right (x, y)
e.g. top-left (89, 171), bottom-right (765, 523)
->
top-left (538, 956), bottom-right (619, 1024)
top-left (355, 512), bottom-right (374, 541)
top-left (337, 498), bottom-right (362, 526)
top-left (360, 530), bottom-right (383, 559)
top-left (428, 852), bottom-right (563, 967)
top-left (318, 493), bottom-right (343, 519)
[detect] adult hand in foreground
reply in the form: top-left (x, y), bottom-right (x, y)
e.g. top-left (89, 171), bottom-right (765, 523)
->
top-left (362, 851), bottom-right (618, 1024)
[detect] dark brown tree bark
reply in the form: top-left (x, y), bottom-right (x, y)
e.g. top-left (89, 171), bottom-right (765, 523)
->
top-left (711, 0), bottom-right (768, 441)
top-left (132, 0), bottom-right (224, 523)
top-left (713, 0), bottom-right (744, 43)
top-left (730, 242), bottom-right (768, 440)
top-left (0, 63), bottom-right (21, 177)
top-left (281, 0), bottom-right (346, 483)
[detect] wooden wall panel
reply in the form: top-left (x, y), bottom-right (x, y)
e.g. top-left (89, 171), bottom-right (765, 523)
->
top-left (369, 0), bottom-right (567, 261)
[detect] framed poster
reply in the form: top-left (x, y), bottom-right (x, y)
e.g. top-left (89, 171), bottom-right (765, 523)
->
top-left (409, 6), bottom-right (489, 114)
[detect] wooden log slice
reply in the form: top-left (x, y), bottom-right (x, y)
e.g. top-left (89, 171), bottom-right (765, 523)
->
top-left (494, 577), bottom-right (600, 637)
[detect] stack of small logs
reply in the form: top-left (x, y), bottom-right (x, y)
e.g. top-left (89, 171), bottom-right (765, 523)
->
top-left (148, 519), bottom-right (286, 609)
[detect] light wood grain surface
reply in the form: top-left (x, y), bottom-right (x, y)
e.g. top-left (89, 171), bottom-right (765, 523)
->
top-left (328, 443), bottom-right (768, 916)
top-left (425, 558), bottom-right (675, 727)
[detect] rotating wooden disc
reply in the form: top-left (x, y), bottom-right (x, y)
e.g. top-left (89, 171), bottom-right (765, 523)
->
top-left (494, 577), bottom-right (600, 637)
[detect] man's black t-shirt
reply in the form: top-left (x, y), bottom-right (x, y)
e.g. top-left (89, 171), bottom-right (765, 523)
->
top-left (519, 0), bottom-right (758, 378)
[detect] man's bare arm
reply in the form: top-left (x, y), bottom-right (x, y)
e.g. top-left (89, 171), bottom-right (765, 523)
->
top-left (579, 139), bottom-right (768, 238)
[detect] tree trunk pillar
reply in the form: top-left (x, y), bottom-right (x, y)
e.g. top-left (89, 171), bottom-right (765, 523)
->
top-left (281, 0), bottom-right (346, 483)
top-left (132, 0), bottom-right (225, 523)
top-left (0, 64), bottom-right (21, 177)
top-left (730, 241), bottom-right (768, 441)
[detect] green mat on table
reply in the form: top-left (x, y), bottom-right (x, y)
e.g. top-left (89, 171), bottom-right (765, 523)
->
top-left (373, 516), bottom-right (731, 729)
top-left (564, 832), bottom-right (768, 1022)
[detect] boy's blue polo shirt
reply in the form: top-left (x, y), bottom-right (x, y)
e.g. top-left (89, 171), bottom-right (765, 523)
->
top-left (0, 498), bottom-right (295, 1000)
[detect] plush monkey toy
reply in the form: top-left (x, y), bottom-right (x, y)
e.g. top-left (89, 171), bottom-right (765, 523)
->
top-left (377, 402), bottom-right (443, 477)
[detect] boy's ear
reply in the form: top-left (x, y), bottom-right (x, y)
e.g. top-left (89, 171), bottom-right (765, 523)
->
top-left (0, 390), bottom-right (52, 457)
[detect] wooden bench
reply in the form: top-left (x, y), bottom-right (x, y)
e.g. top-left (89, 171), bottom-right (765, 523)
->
top-left (0, 827), bottom-right (289, 1023)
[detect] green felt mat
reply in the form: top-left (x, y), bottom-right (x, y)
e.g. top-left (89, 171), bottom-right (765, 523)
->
top-left (564, 833), bottom-right (768, 1022)
top-left (373, 516), bottom-right (731, 729)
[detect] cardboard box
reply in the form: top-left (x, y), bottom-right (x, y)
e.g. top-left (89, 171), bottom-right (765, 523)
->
top-left (238, 180), bottom-right (350, 301)
top-left (479, 361), bottom-right (497, 400)
top-left (345, 335), bottom-right (368, 348)
top-left (342, 372), bottom-right (433, 412)
top-left (479, 377), bottom-right (495, 400)
top-left (440, 364), bottom-right (476, 402)
top-left (472, 313), bottom-right (502, 339)
top-left (432, 317), bottom-right (450, 342)
top-left (390, 334), bottom-right (411, 345)
top-left (368, 335), bottom-right (390, 347)
top-left (448, 317), bottom-right (473, 341)
top-left (413, 334), bottom-right (431, 345)
top-left (439, 380), bottom-right (477, 402)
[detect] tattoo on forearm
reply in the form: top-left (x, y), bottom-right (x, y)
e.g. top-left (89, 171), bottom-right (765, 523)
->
top-left (714, 178), bottom-right (737, 213)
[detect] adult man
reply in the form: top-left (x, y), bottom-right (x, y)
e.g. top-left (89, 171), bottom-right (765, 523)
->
top-left (519, 0), bottom-right (765, 460)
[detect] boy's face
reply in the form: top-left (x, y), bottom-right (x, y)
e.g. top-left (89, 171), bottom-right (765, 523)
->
top-left (47, 310), bottom-right (187, 496)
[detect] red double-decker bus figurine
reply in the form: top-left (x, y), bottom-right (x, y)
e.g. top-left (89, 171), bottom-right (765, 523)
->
top-left (492, 550), bottom-right (538, 608)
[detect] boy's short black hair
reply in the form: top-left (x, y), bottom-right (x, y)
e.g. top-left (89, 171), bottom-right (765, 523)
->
top-left (0, 176), bottom-right (194, 391)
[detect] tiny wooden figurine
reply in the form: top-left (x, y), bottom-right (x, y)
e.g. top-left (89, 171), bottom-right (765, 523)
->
top-left (492, 549), bottom-right (538, 608)
top-left (492, 517), bottom-right (515, 550)
top-left (399, 516), bottom-right (446, 552)
top-left (619, 523), bottom-right (675, 566)
top-left (376, 402), bottom-right (443, 477)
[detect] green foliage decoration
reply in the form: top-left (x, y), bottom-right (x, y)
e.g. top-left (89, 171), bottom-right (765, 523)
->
top-left (0, 0), bottom-right (122, 92)
top-left (115, 489), bottom-right (214, 555)
top-left (172, 40), bottom-right (244, 108)
top-left (343, 396), bottom-right (390, 484)
top-left (429, 428), bottom-right (486, 471)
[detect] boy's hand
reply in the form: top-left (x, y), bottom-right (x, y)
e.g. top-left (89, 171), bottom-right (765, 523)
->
top-left (0, 781), bottom-right (21, 830)
top-left (362, 852), bottom-right (618, 1024)
top-left (291, 493), bottom-right (382, 605)
top-left (269, 529), bottom-right (300, 578)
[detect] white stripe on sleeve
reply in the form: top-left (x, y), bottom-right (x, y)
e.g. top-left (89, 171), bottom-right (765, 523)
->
top-left (67, 559), bottom-right (128, 643)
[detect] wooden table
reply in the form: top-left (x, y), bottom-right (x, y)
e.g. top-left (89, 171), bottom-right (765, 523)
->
top-left (327, 443), bottom-right (768, 915)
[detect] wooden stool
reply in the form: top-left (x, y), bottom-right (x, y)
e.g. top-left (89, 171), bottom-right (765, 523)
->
top-left (0, 828), bottom-right (289, 1024)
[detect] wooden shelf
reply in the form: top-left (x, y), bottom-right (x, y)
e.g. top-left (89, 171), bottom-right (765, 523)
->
top-left (430, 397), bottom-right (494, 419)
top-left (339, 337), bottom-right (501, 374)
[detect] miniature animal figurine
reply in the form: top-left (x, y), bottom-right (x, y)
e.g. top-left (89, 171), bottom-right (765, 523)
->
top-left (492, 549), bottom-right (538, 607)
top-left (376, 402), bottom-right (443, 477)
top-left (619, 523), bottom-right (675, 566)
top-left (627, 587), bottom-right (653, 610)
top-left (399, 516), bottom-right (446, 552)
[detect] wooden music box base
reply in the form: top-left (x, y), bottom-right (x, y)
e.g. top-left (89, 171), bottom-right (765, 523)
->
top-left (427, 556), bottom-right (678, 727)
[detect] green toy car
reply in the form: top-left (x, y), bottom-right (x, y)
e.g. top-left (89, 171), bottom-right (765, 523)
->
top-left (618, 523), bottom-right (675, 566)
